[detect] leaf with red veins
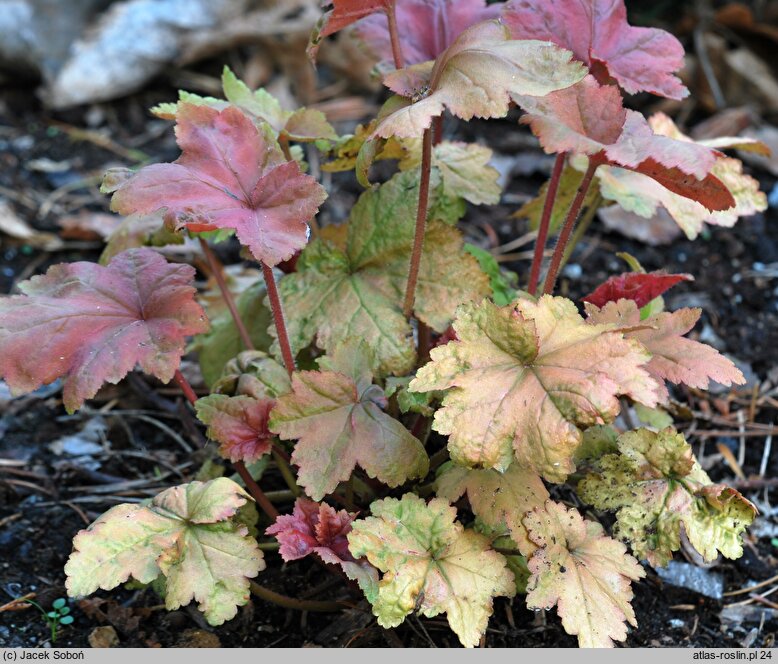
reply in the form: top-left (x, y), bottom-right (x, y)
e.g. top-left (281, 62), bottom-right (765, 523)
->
top-left (195, 395), bottom-right (274, 464)
top-left (372, 20), bottom-right (586, 139)
top-left (109, 103), bottom-right (327, 267)
top-left (0, 248), bottom-right (208, 413)
top-left (583, 272), bottom-right (693, 309)
top-left (502, 0), bottom-right (688, 99)
top-left (516, 76), bottom-right (735, 212)
top-left (354, 0), bottom-right (501, 65)
top-left (585, 299), bottom-right (745, 402)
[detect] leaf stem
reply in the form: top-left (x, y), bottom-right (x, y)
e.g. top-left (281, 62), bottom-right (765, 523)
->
top-left (249, 581), bottom-right (346, 612)
top-left (173, 370), bottom-right (198, 405)
top-left (528, 152), bottom-right (566, 295)
top-left (386, 2), bottom-right (405, 70)
top-left (272, 448), bottom-right (301, 497)
top-left (234, 460), bottom-right (280, 520)
top-left (542, 159), bottom-right (600, 295)
top-left (403, 127), bottom-right (433, 319)
top-left (262, 262), bottom-right (296, 376)
top-left (198, 238), bottom-right (255, 351)
top-left (558, 191), bottom-right (603, 273)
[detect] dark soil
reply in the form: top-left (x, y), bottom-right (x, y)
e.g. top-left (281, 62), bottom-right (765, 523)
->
top-left (1, 62), bottom-right (778, 649)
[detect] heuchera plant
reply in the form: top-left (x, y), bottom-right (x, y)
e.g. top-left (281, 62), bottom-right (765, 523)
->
top-left (1, 0), bottom-right (767, 648)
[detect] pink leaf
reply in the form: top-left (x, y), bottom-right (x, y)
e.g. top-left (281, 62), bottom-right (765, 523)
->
top-left (110, 103), bottom-right (327, 267)
top-left (583, 272), bottom-right (693, 309)
top-left (195, 395), bottom-right (274, 464)
top-left (319, 0), bottom-right (393, 40)
top-left (0, 248), bottom-right (208, 412)
top-left (516, 76), bottom-right (736, 212)
top-left (502, 0), bottom-right (688, 99)
top-left (355, 0), bottom-right (501, 65)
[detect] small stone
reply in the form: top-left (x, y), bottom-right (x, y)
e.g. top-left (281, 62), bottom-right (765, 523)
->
top-left (88, 625), bottom-right (119, 648)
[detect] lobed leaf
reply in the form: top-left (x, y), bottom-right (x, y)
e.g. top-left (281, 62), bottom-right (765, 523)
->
top-left (65, 478), bottom-right (264, 625)
top-left (583, 271), bottom-right (693, 309)
top-left (0, 248), bottom-right (208, 412)
top-left (195, 395), bottom-right (275, 464)
top-left (269, 339), bottom-right (428, 500)
top-left (348, 494), bottom-right (516, 648)
top-left (436, 462), bottom-right (549, 555)
top-left (578, 428), bottom-right (756, 566)
top-left (274, 170), bottom-right (489, 376)
top-left (373, 21), bottom-right (587, 139)
top-left (410, 296), bottom-right (660, 481)
top-left (266, 498), bottom-right (378, 598)
top-left (110, 103), bottom-right (327, 267)
top-left (524, 500), bottom-right (645, 647)
top-left (585, 299), bottom-right (745, 402)
top-left (502, 0), bottom-right (688, 99)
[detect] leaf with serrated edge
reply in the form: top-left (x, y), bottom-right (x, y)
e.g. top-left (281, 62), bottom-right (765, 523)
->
top-left (110, 103), bottom-right (327, 267)
top-left (583, 272), bottom-right (693, 309)
top-left (195, 395), bottom-right (274, 464)
top-left (596, 113), bottom-right (767, 239)
top-left (516, 76), bottom-right (734, 212)
top-left (436, 462), bottom-right (548, 555)
top-left (266, 498), bottom-right (378, 600)
top-left (65, 478), bottom-right (264, 625)
top-left (269, 339), bottom-right (428, 500)
top-left (585, 299), bottom-right (745, 403)
top-left (348, 495), bottom-right (515, 647)
top-left (274, 170), bottom-right (489, 376)
top-left (0, 248), bottom-right (208, 412)
top-left (578, 428), bottom-right (756, 566)
top-left (372, 21), bottom-right (586, 139)
top-left (502, 0), bottom-right (687, 99)
top-left (524, 500), bottom-right (645, 648)
top-left (410, 296), bottom-right (660, 481)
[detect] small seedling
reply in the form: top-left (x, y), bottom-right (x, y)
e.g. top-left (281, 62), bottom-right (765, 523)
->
top-left (23, 597), bottom-right (73, 643)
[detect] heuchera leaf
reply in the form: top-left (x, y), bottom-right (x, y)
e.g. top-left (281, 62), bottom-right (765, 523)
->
top-left (399, 140), bottom-right (502, 206)
top-left (585, 299), bottom-right (745, 402)
top-left (266, 498), bottom-right (378, 598)
top-left (211, 350), bottom-right (292, 401)
top-left (320, 121), bottom-right (406, 173)
top-left (354, 0), bottom-right (501, 65)
top-left (523, 500), bottom-right (645, 648)
top-left (436, 462), bottom-right (549, 555)
top-left (195, 395), bottom-right (274, 464)
top-left (410, 296), bottom-right (660, 481)
top-left (274, 170), bottom-right (489, 376)
top-left (347, 494), bottom-right (516, 648)
top-left (109, 103), bottom-right (328, 267)
top-left (502, 0), bottom-right (688, 99)
top-left (65, 478), bottom-right (265, 625)
top-left (310, 0), bottom-right (394, 60)
top-left (578, 428), bottom-right (756, 566)
top-left (515, 76), bottom-right (735, 212)
top-left (596, 113), bottom-right (768, 239)
top-left (269, 339), bottom-right (429, 500)
top-left (463, 244), bottom-right (519, 307)
top-left (583, 271), bottom-right (693, 309)
top-left (0, 248), bottom-right (208, 412)
top-left (99, 213), bottom-right (183, 264)
top-left (373, 20), bottom-right (587, 139)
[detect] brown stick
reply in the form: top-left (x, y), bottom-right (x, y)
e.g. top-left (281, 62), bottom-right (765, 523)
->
top-left (262, 262), bottom-right (296, 376)
top-left (199, 238), bottom-right (254, 351)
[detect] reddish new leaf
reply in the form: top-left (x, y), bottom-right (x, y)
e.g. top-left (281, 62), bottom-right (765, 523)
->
top-left (354, 0), bottom-right (501, 65)
top-left (583, 272), bottom-right (693, 309)
top-left (110, 103), bottom-right (327, 267)
top-left (516, 76), bottom-right (735, 212)
top-left (0, 248), bottom-right (208, 412)
top-left (502, 0), bottom-right (688, 99)
top-left (195, 395), bottom-right (274, 464)
top-left (319, 1), bottom-right (392, 39)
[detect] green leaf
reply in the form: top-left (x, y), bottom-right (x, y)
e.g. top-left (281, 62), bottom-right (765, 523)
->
top-left (275, 170), bottom-right (490, 376)
top-left (52, 598), bottom-right (66, 610)
top-left (578, 427), bottom-right (756, 566)
top-left (269, 340), bottom-right (429, 500)
top-left (348, 494), bottom-right (516, 648)
top-left (210, 350), bottom-right (291, 399)
top-left (410, 297), bottom-right (660, 480)
top-left (464, 245), bottom-right (519, 306)
top-left (65, 478), bottom-right (265, 625)
top-left (385, 376), bottom-right (439, 416)
top-left (59, 616), bottom-right (74, 626)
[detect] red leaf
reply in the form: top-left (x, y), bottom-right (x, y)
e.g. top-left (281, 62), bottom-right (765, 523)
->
top-left (502, 0), bottom-right (688, 99)
top-left (0, 248), bottom-right (208, 412)
top-left (266, 498), bottom-right (357, 565)
top-left (319, 0), bottom-right (393, 39)
top-left (355, 0), bottom-right (501, 65)
top-left (110, 104), bottom-right (327, 267)
top-left (195, 395), bottom-right (274, 464)
top-left (516, 76), bottom-right (736, 211)
top-left (583, 272), bottom-right (693, 309)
